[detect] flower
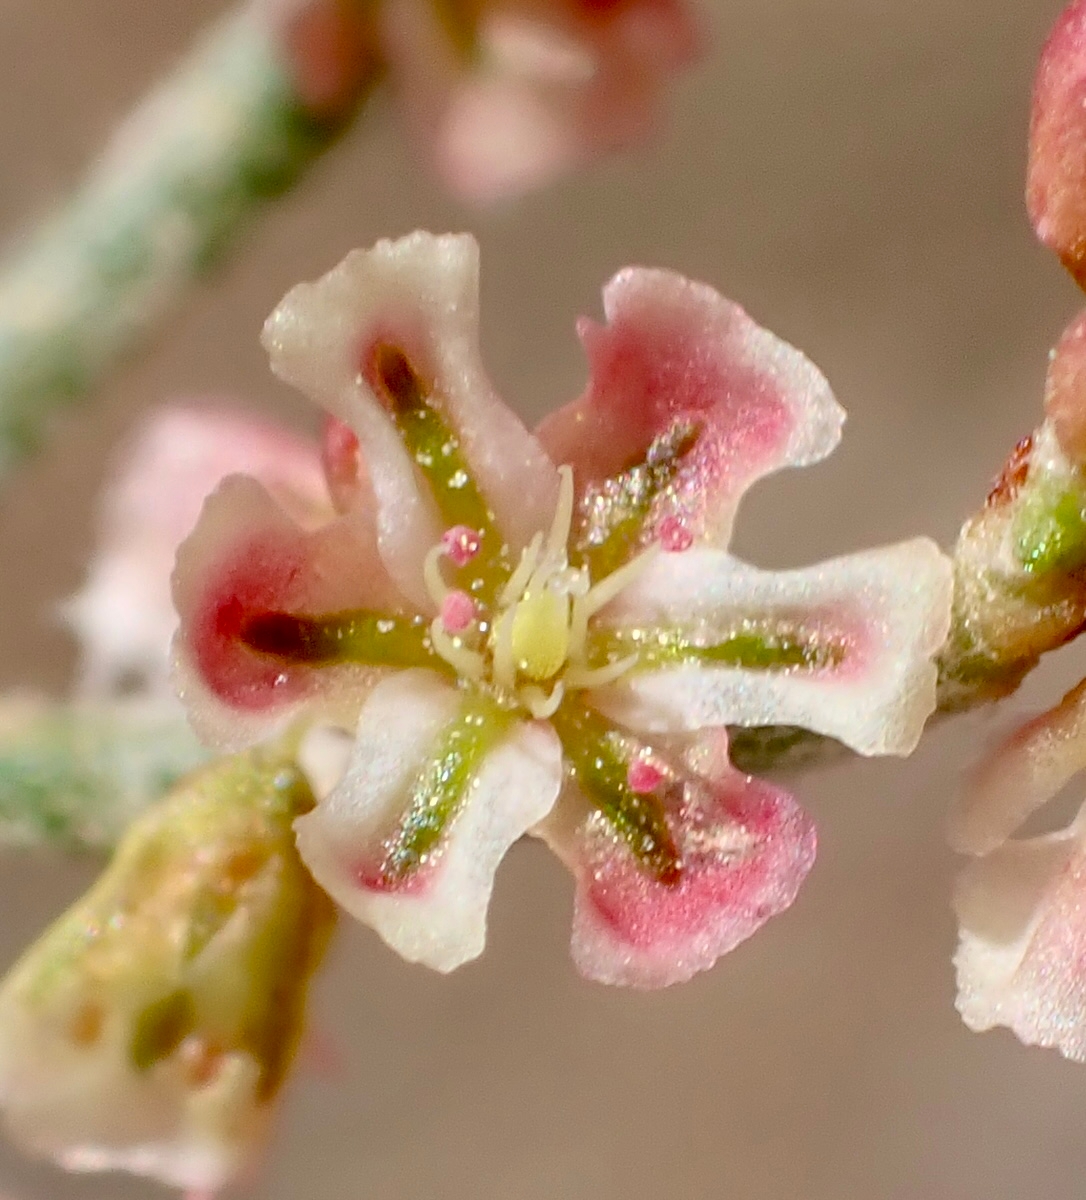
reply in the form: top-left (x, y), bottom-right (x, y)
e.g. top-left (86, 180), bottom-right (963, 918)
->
top-left (172, 231), bottom-right (952, 987)
top-left (282, 0), bottom-right (701, 203)
top-left (949, 678), bottom-right (1086, 1062)
top-left (381, 0), bottom-right (701, 202)
top-left (1029, 0), bottom-right (1086, 287)
top-left (65, 405), bottom-right (331, 700)
top-left (0, 749), bottom-right (335, 1192)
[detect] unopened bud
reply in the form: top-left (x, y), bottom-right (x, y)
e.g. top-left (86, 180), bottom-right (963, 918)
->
top-left (0, 750), bottom-right (335, 1193)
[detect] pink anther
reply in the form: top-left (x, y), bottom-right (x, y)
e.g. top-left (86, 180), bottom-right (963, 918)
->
top-left (441, 524), bottom-right (482, 566)
top-left (441, 589), bottom-right (476, 633)
top-left (627, 757), bottom-right (666, 794)
top-left (658, 516), bottom-right (693, 553)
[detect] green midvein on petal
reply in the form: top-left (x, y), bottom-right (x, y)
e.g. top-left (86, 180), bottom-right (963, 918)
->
top-left (372, 344), bottom-right (510, 597)
top-left (241, 610), bottom-right (442, 670)
top-left (592, 623), bottom-right (847, 673)
top-left (379, 691), bottom-right (515, 885)
top-left (575, 421), bottom-right (700, 578)
top-left (551, 700), bottom-right (681, 885)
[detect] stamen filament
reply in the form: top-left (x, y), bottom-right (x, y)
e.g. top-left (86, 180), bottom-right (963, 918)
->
top-left (564, 653), bottom-right (640, 690)
top-left (491, 609), bottom-right (517, 693)
top-left (423, 543), bottom-right (450, 607)
top-left (545, 465), bottom-right (575, 562)
top-left (499, 532), bottom-right (543, 607)
top-left (521, 681), bottom-right (565, 719)
top-left (429, 619), bottom-right (487, 680)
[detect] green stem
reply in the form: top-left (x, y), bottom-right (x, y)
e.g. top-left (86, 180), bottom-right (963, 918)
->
top-left (0, 698), bottom-right (207, 851)
top-left (0, 0), bottom-right (379, 478)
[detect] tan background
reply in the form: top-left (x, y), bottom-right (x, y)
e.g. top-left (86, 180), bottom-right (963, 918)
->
top-left (0, 1), bottom-right (1083, 1196)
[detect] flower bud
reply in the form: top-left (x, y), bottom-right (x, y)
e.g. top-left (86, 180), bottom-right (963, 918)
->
top-left (1028, 0), bottom-right (1086, 285)
top-left (0, 750), bottom-right (335, 1193)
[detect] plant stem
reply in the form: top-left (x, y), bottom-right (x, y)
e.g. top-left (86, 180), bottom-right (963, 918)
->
top-left (0, 0), bottom-right (379, 479)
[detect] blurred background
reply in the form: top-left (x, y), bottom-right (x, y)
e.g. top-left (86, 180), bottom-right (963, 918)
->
top-left (0, 0), bottom-right (1082, 1196)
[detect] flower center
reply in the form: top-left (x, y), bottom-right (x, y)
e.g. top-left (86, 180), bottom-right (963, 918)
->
top-left (423, 466), bottom-right (654, 718)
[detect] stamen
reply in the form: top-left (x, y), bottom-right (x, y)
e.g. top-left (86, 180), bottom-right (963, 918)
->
top-left (491, 608), bottom-right (517, 693)
top-left (520, 681), bottom-right (565, 720)
top-left (627, 757), bottom-right (666, 794)
top-left (580, 544), bottom-right (660, 620)
top-left (563, 653), bottom-right (640, 690)
top-left (442, 524), bottom-right (482, 567)
top-left (499, 532), bottom-right (543, 607)
top-left (658, 515), bottom-right (693, 552)
top-left (441, 589), bottom-right (476, 633)
top-left (428, 619), bottom-right (486, 680)
top-left (423, 543), bottom-right (449, 607)
top-left (545, 465), bottom-right (575, 562)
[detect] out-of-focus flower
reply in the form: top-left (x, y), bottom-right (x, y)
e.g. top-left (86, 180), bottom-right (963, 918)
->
top-left (0, 750), bottom-right (335, 1192)
top-left (380, 0), bottom-right (701, 202)
top-left (1029, 0), bottom-right (1086, 286)
top-left (171, 231), bottom-right (951, 987)
top-left (282, 0), bottom-right (701, 203)
top-left (64, 406), bottom-right (331, 699)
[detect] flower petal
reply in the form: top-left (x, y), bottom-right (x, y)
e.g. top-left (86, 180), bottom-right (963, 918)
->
top-left (65, 406), bottom-right (330, 700)
top-left (172, 474), bottom-right (408, 751)
top-left (537, 267), bottom-right (844, 559)
top-left (954, 804), bottom-right (1086, 1062)
top-left (590, 539), bottom-right (952, 755)
top-left (261, 233), bottom-right (560, 609)
top-left (294, 670), bottom-right (562, 972)
top-left (950, 678), bottom-right (1086, 855)
top-left (535, 729), bottom-right (815, 987)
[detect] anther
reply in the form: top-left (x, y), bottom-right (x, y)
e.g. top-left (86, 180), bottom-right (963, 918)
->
top-left (658, 515), bottom-right (693, 552)
top-left (627, 758), bottom-right (666, 794)
top-left (441, 525), bottom-right (482, 567)
top-left (440, 590), bottom-right (476, 633)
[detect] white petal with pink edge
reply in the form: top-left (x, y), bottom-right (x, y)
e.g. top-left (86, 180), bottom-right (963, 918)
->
top-left (535, 745), bottom-right (815, 988)
top-left (294, 670), bottom-right (562, 972)
top-left (171, 475), bottom-right (399, 752)
top-left (590, 539), bottom-right (952, 755)
top-left (950, 679), bottom-right (1086, 855)
top-left (261, 233), bottom-right (560, 610)
top-left (954, 804), bottom-right (1086, 1062)
top-left (537, 267), bottom-right (844, 550)
top-left (65, 406), bottom-right (330, 701)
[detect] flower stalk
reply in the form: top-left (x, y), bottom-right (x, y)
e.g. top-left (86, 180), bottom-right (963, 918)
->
top-left (0, 0), bottom-right (378, 480)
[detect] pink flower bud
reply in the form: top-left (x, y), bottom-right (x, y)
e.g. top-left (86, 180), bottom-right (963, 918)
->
top-left (1028, 0), bottom-right (1086, 285)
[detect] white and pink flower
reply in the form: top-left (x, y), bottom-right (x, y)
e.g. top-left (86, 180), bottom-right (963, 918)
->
top-left (171, 231), bottom-right (952, 987)
top-left (950, 679), bottom-right (1086, 1061)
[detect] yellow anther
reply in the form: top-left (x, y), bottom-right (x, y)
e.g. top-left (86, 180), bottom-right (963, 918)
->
top-left (510, 590), bottom-right (569, 681)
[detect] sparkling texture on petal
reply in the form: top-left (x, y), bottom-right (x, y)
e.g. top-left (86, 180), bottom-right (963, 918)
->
top-left (172, 474), bottom-right (398, 751)
top-left (261, 232), bottom-right (559, 608)
top-left (954, 806), bottom-right (1086, 1062)
top-left (592, 539), bottom-right (952, 756)
top-left (65, 406), bottom-right (329, 700)
top-left (295, 671), bottom-right (562, 971)
top-left (1029, 0), bottom-right (1086, 286)
top-left (537, 267), bottom-right (844, 552)
top-left (536, 731), bottom-right (815, 987)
